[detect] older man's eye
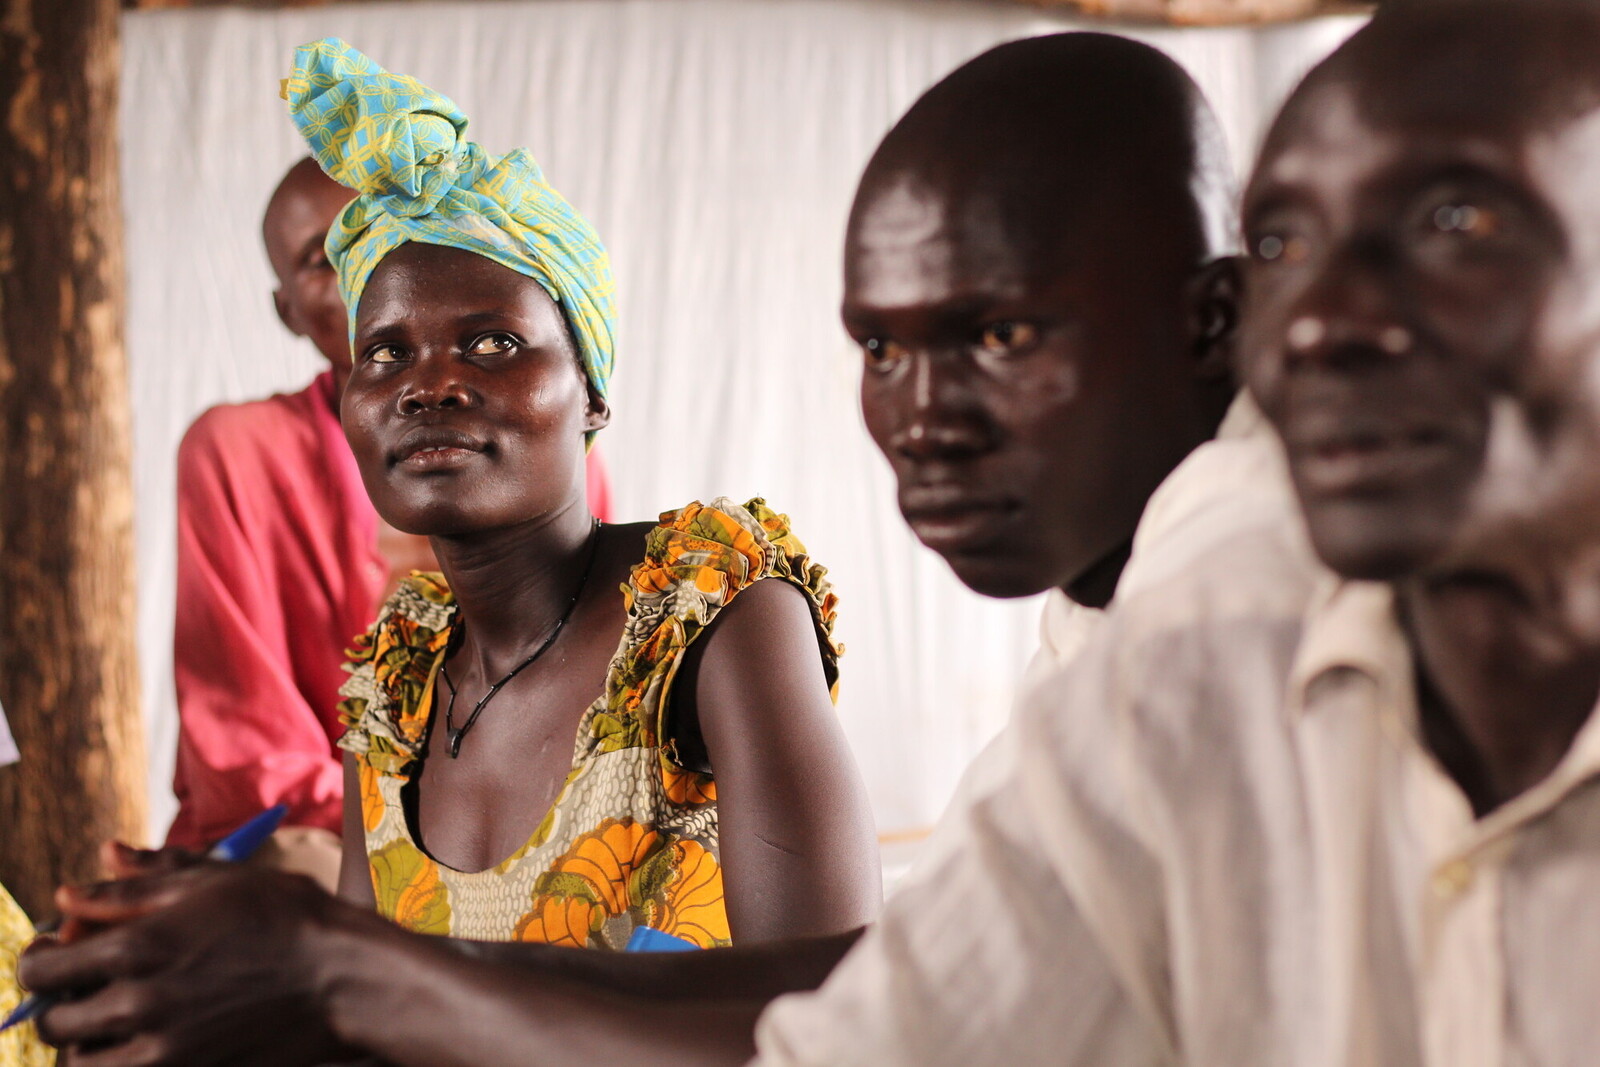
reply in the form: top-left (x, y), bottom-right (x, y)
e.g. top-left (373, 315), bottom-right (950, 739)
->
top-left (366, 344), bottom-right (405, 364)
top-left (467, 333), bottom-right (519, 356)
top-left (861, 337), bottom-right (908, 368)
top-left (1253, 233), bottom-right (1310, 265)
top-left (1432, 203), bottom-right (1501, 239)
top-left (978, 321), bottom-right (1039, 355)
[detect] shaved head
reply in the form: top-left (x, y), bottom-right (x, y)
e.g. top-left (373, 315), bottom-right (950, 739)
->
top-left (856, 33), bottom-right (1234, 284)
top-left (264, 157), bottom-right (356, 386)
top-left (846, 34), bottom-right (1239, 602)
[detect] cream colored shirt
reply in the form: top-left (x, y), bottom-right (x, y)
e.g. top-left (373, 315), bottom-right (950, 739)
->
top-left (0, 704), bottom-right (15, 768)
top-left (757, 465), bottom-right (1600, 1065)
top-left (755, 406), bottom-right (1308, 1066)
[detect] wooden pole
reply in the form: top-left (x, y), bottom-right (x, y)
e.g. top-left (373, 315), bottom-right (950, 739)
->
top-left (0, 0), bottom-right (146, 919)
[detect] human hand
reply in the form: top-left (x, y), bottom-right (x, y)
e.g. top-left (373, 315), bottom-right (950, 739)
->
top-left (48, 841), bottom-right (205, 945)
top-left (19, 863), bottom-right (359, 1066)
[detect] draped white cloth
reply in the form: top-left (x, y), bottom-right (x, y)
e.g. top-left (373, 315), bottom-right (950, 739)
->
top-left (120, 1), bottom-right (1362, 842)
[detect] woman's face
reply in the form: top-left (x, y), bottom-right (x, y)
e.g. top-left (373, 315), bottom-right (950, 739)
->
top-left (342, 242), bottom-right (605, 536)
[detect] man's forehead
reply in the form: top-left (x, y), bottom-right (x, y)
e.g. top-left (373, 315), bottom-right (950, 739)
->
top-left (845, 170), bottom-right (1077, 306)
top-left (1252, 71), bottom-right (1600, 206)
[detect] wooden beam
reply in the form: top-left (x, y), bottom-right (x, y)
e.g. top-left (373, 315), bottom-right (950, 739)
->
top-left (0, 0), bottom-right (146, 918)
top-left (1018, 0), bottom-right (1373, 23)
top-left (121, 0), bottom-right (1375, 15)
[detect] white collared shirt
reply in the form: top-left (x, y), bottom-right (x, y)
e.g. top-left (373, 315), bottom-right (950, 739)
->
top-left (756, 484), bottom-right (1600, 1065)
top-left (755, 406), bottom-right (1316, 1066)
top-left (0, 703), bottom-right (15, 769)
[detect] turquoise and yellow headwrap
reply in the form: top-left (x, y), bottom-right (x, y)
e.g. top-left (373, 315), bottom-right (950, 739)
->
top-left (282, 37), bottom-right (616, 409)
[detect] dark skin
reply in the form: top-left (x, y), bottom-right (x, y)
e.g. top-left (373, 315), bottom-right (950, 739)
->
top-left (264, 157), bottom-right (439, 589)
top-left (335, 240), bottom-right (879, 931)
top-left (1240, 0), bottom-right (1600, 814)
top-left (848, 34), bottom-right (1237, 606)
top-left (22, 32), bottom-right (1240, 1066)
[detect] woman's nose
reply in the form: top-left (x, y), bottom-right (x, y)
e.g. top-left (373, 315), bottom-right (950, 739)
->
top-left (397, 357), bottom-right (474, 414)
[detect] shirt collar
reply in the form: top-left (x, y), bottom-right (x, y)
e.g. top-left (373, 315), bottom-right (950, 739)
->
top-left (1286, 575), bottom-right (1413, 722)
top-left (1215, 388), bottom-right (1268, 442)
top-left (0, 701), bottom-right (16, 769)
top-left (1288, 574), bottom-right (1600, 828)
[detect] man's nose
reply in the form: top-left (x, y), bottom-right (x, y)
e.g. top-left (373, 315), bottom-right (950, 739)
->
top-left (1284, 239), bottom-right (1414, 368)
top-left (889, 350), bottom-right (993, 459)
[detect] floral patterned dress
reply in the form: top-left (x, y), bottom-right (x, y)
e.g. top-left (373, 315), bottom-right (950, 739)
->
top-left (1, 882), bottom-right (53, 1066)
top-left (336, 498), bottom-right (840, 948)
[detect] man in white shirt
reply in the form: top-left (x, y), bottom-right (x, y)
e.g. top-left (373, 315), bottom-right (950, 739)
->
top-left (757, 2), bottom-right (1600, 1063)
top-left (19, 32), bottom-right (1278, 1067)
top-left (0, 703), bottom-right (15, 770)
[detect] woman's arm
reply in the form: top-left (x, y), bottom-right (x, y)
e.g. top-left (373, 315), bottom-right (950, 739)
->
top-left (337, 753), bottom-right (377, 908)
top-left (676, 576), bottom-right (882, 942)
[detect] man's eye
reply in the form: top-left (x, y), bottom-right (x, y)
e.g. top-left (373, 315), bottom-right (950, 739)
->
top-left (978, 321), bottom-right (1039, 355)
top-left (861, 337), bottom-right (907, 368)
top-left (366, 344), bottom-right (405, 364)
top-left (1431, 202), bottom-right (1501, 239)
top-left (467, 333), bottom-right (518, 356)
top-left (1252, 233), bottom-right (1310, 264)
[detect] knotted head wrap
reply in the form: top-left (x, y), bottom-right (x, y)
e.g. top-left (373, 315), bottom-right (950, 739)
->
top-left (282, 38), bottom-right (617, 410)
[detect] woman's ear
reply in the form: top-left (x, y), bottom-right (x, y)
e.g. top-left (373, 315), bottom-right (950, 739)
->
top-left (1186, 256), bottom-right (1241, 385)
top-left (584, 386), bottom-right (612, 433)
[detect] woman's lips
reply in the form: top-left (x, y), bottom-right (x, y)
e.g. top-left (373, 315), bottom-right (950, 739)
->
top-left (392, 426), bottom-right (488, 470)
top-left (397, 445), bottom-right (482, 471)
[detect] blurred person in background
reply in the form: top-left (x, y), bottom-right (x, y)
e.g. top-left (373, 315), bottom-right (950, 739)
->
top-left (165, 156), bottom-right (614, 887)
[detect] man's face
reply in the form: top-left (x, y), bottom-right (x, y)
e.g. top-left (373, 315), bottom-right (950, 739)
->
top-left (845, 171), bottom-right (1204, 600)
top-left (265, 165), bottom-right (357, 392)
top-left (1240, 69), bottom-right (1600, 582)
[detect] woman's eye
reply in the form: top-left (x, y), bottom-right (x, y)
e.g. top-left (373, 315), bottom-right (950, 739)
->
top-left (467, 333), bottom-right (519, 356)
top-left (366, 345), bottom-right (405, 364)
top-left (1252, 232), bottom-right (1310, 265)
top-left (1431, 202), bottom-right (1502, 240)
top-left (978, 321), bottom-right (1039, 355)
top-left (861, 337), bottom-right (908, 368)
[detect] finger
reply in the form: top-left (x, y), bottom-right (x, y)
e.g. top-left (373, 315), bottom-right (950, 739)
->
top-left (66, 1032), bottom-right (172, 1067)
top-left (55, 868), bottom-right (209, 926)
top-left (17, 926), bottom-right (151, 995)
top-left (33, 978), bottom-right (162, 1053)
top-left (100, 841), bottom-right (202, 880)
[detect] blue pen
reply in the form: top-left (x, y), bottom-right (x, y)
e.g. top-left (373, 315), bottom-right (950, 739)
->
top-left (0, 804), bottom-right (290, 1034)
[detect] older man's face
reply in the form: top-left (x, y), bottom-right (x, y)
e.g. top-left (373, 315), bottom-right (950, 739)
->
top-left (1240, 55), bottom-right (1600, 583)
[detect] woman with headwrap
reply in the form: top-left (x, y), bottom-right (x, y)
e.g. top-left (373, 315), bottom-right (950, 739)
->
top-left (284, 39), bottom-right (880, 948)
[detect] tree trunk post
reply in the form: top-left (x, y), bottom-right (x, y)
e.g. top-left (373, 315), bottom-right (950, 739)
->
top-left (0, 0), bottom-right (146, 919)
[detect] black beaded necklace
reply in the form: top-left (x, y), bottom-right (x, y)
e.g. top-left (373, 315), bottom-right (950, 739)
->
top-left (438, 519), bottom-right (602, 759)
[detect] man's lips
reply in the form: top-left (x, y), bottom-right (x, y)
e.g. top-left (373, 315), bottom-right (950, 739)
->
top-left (392, 426), bottom-right (488, 470)
top-left (900, 486), bottom-right (1021, 551)
top-left (1286, 420), bottom-right (1460, 496)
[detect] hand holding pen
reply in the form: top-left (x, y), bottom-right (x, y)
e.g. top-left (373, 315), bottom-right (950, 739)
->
top-left (1, 803), bottom-right (290, 1034)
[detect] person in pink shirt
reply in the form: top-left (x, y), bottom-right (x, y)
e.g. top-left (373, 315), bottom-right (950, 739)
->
top-left (165, 158), bottom-right (612, 882)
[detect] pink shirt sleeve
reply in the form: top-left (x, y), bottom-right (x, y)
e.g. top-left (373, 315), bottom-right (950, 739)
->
top-left (585, 444), bottom-right (613, 523)
top-left (166, 408), bottom-right (347, 848)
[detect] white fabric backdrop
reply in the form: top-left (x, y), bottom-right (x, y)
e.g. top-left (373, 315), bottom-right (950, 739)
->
top-left (121, 0), bottom-right (1362, 843)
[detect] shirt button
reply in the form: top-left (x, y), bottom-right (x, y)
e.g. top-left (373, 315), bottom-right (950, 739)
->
top-left (1432, 858), bottom-right (1475, 900)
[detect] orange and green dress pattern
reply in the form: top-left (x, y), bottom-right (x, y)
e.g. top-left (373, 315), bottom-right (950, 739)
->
top-left (336, 497), bottom-right (840, 948)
